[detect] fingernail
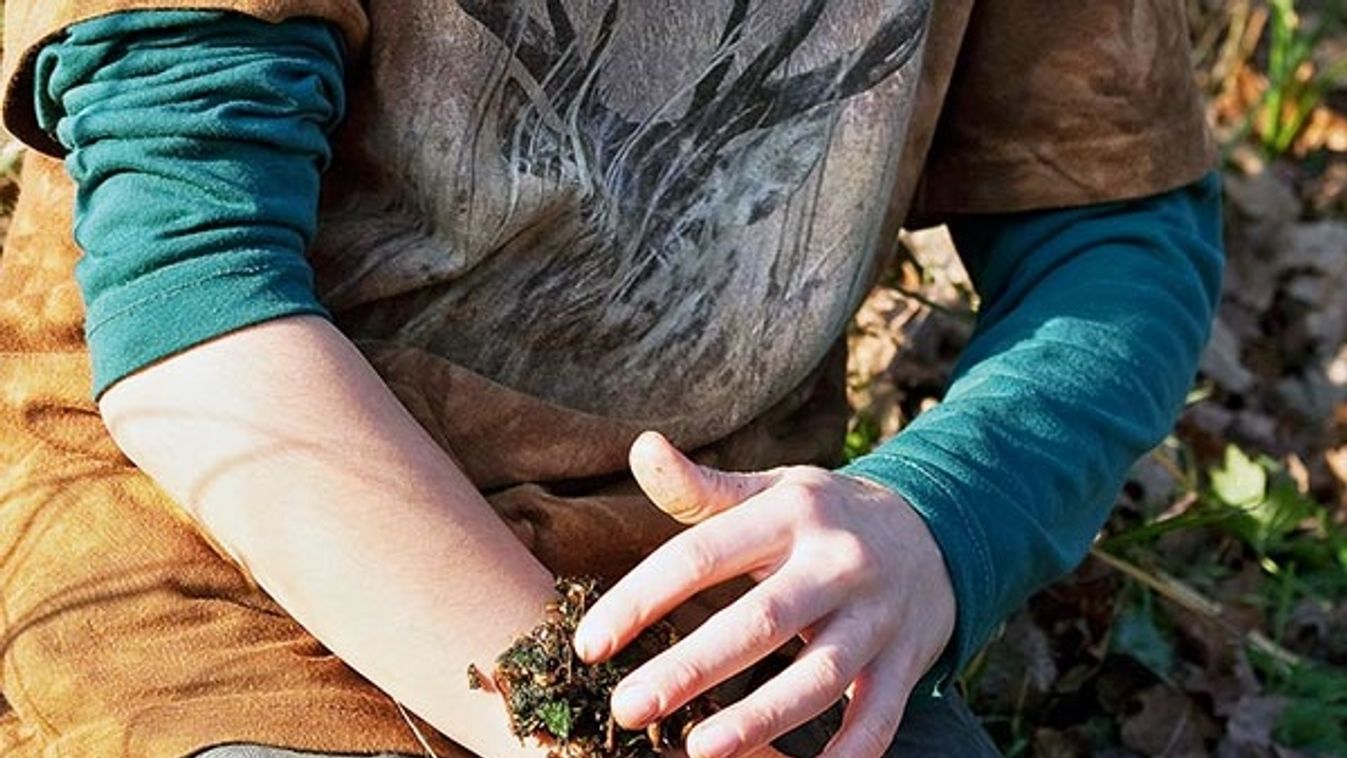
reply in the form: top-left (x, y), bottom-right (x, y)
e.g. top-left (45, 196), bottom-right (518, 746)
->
top-left (612, 683), bottom-right (658, 726)
top-left (690, 723), bottom-right (741, 758)
top-left (573, 625), bottom-right (608, 661)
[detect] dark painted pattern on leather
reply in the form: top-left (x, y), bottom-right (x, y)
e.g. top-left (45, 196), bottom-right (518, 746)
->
top-left (314, 0), bottom-right (930, 445)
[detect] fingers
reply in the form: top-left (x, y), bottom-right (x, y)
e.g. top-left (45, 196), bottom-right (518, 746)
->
top-left (818, 650), bottom-right (914, 758)
top-left (574, 497), bottom-right (789, 662)
top-left (608, 570), bottom-right (835, 727)
top-left (683, 616), bottom-right (879, 758)
top-left (629, 430), bottom-right (779, 524)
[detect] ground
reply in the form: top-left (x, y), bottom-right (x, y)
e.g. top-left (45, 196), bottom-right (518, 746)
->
top-left (844, 4), bottom-right (1347, 754)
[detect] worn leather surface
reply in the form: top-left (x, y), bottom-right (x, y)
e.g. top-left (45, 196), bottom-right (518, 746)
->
top-left (911, 1), bottom-right (1217, 219)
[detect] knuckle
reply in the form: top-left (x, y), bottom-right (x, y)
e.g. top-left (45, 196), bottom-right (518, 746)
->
top-left (828, 531), bottom-right (872, 582)
top-left (671, 504), bottom-right (711, 525)
top-left (779, 465), bottom-right (823, 489)
top-left (744, 595), bottom-right (792, 645)
top-left (664, 494), bottom-right (707, 523)
top-left (806, 649), bottom-right (851, 695)
top-left (672, 533), bottom-right (720, 581)
top-left (782, 469), bottom-right (844, 515)
top-left (780, 481), bottom-right (828, 520)
top-left (735, 702), bottom-right (788, 746)
top-left (657, 654), bottom-right (708, 703)
top-left (777, 464), bottom-right (814, 481)
top-left (850, 719), bottom-right (896, 758)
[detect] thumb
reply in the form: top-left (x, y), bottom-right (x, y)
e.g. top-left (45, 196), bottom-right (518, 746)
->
top-left (629, 430), bottom-right (779, 524)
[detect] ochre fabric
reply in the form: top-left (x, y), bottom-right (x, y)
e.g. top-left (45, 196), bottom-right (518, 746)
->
top-left (0, 151), bottom-right (851, 758)
top-left (910, 1), bottom-right (1218, 220)
top-left (0, 155), bottom-right (461, 758)
top-left (0, 1), bottom-right (1214, 756)
top-left (2, 0), bottom-right (368, 156)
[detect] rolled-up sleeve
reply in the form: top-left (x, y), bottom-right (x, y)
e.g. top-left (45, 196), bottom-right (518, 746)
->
top-left (4, 0), bottom-right (367, 157)
top-left (33, 10), bottom-right (348, 396)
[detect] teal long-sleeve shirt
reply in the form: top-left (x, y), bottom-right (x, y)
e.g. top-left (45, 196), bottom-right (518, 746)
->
top-left (34, 10), bottom-right (345, 397)
top-left (845, 175), bottom-right (1224, 690)
top-left (36, 12), bottom-right (1224, 693)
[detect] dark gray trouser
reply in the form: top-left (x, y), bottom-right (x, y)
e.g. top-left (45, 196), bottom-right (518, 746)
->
top-left (191, 691), bottom-right (1002, 757)
top-left (772, 690), bottom-right (1003, 758)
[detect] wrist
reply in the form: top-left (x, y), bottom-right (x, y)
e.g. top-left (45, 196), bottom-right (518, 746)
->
top-left (835, 458), bottom-right (971, 689)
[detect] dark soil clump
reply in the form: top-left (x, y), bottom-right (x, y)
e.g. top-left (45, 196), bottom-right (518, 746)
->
top-left (474, 577), bottom-right (716, 758)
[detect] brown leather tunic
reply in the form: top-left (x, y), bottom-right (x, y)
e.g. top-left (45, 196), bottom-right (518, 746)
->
top-left (0, 2), bottom-right (1214, 755)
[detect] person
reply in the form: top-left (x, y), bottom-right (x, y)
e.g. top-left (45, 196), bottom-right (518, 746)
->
top-left (0, 1), bottom-right (1223, 757)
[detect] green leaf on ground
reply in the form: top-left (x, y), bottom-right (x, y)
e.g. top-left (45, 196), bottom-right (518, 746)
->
top-left (1276, 698), bottom-right (1347, 755)
top-left (1248, 479), bottom-right (1319, 551)
top-left (1250, 649), bottom-right (1347, 753)
top-left (844, 414), bottom-right (882, 462)
top-left (1210, 444), bottom-right (1267, 508)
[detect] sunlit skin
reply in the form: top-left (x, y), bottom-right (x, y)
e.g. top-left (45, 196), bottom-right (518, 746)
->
top-left (94, 314), bottom-right (947, 758)
top-left (576, 432), bottom-right (957, 758)
top-left (98, 317), bottom-right (560, 758)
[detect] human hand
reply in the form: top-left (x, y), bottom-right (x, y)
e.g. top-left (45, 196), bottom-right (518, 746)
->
top-left (573, 431), bottom-right (957, 758)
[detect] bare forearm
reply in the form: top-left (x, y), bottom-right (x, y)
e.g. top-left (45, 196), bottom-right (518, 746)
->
top-left (99, 315), bottom-right (553, 757)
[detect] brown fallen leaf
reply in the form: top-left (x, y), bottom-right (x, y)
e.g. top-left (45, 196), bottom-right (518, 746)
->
top-left (1007, 613), bottom-right (1059, 693)
top-left (1033, 727), bottom-right (1090, 758)
top-left (1121, 684), bottom-right (1220, 758)
top-left (1324, 446), bottom-right (1347, 491)
top-left (1215, 695), bottom-right (1288, 758)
